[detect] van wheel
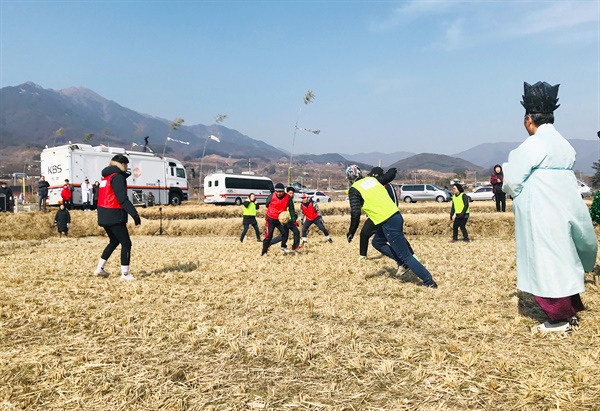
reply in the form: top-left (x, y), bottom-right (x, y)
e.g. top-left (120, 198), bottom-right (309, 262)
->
top-left (234, 197), bottom-right (242, 206)
top-left (403, 196), bottom-right (413, 203)
top-left (436, 196), bottom-right (445, 203)
top-left (169, 193), bottom-right (182, 206)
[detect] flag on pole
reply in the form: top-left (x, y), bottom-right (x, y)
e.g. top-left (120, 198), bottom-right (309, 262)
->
top-left (167, 137), bottom-right (190, 145)
top-left (296, 127), bottom-right (321, 135)
top-left (209, 135), bottom-right (221, 143)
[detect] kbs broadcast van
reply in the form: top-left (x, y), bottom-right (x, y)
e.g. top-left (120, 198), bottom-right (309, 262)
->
top-left (40, 144), bottom-right (188, 207)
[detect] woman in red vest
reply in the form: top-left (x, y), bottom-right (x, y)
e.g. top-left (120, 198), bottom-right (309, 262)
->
top-left (94, 154), bottom-right (141, 280)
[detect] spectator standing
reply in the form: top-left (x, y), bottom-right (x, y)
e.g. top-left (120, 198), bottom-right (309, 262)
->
top-left (490, 164), bottom-right (506, 212)
top-left (503, 81), bottom-right (597, 332)
top-left (0, 181), bottom-right (14, 212)
top-left (449, 183), bottom-right (470, 242)
top-left (92, 181), bottom-right (100, 210)
top-left (61, 179), bottom-right (73, 210)
top-left (54, 203), bottom-right (71, 236)
top-left (261, 183), bottom-right (295, 255)
top-left (346, 165), bottom-right (437, 288)
top-left (94, 154), bottom-right (141, 280)
top-left (37, 176), bottom-right (50, 211)
top-left (81, 178), bottom-right (93, 211)
top-left (240, 193), bottom-right (261, 242)
top-left (300, 193), bottom-right (332, 243)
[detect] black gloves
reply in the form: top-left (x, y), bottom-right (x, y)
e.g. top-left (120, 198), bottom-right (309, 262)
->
top-left (133, 215), bottom-right (141, 226)
top-left (346, 232), bottom-right (354, 243)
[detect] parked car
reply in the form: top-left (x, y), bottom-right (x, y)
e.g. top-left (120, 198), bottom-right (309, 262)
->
top-left (577, 180), bottom-right (593, 198)
top-left (301, 190), bottom-right (331, 203)
top-left (467, 185), bottom-right (495, 201)
top-left (399, 184), bottom-right (451, 203)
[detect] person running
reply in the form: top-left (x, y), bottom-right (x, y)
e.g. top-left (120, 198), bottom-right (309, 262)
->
top-left (346, 165), bottom-right (437, 288)
top-left (358, 167), bottom-right (416, 276)
top-left (503, 81), bottom-right (597, 332)
top-left (449, 183), bottom-right (470, 242)
top-left (300, 193), bottom-right (332, 244)
top-left (262, 183), bottom-right (296, 255)
top-left (240, 193), bottom-right (261, 242)
top-left (94, 154), bottom-right (141, 280)
top-left (270, 186), bottom-right (301, 250)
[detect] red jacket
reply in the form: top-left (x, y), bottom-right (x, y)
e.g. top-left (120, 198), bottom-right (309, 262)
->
top-left (98, 173), bottom-right (121, 209)
top-left (61, 185), bottom-right (72, 201)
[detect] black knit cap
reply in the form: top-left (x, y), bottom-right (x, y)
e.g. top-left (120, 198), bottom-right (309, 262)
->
top-left (370, 167), bottom-right (384, 176)
top-left (521, 81), bottom-right (560, 115)
top-left (274, 183), bottom-right (285, 192)
top-left (111, 154), bottom-right (129, 164)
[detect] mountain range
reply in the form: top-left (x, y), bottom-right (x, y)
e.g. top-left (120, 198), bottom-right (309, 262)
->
top-left (0, 82), bottom-right (597, 175)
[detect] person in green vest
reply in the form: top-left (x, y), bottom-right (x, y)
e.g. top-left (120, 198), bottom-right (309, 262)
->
top-left (450, 183), bottom-right (470, 243)
top-left (346, 165), bottom-right (437, 288)
top-left (240, 193), bottom-right (261, 242)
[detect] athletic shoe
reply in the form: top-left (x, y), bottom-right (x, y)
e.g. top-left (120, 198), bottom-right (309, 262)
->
top-left (449, 239), bottom-right (457, 243)
top-left (280, 247), bottom-right (291, 254)
top-left (358, 256), bottom-right (367, 261)
top-left (94, 268), bottom-right (110, 278)
top-left (463, 239), bottom-right (471, 243)
top-left (567, 316), bottom-right (579, 327)
top-left (327, 238), bottom-right (333, 243)
top-left (423, 280), bottom-right (438, 289)
top-left (257, 239), bottom-right (262, 242)
top-left (396, 265), bottom-right (410, 276)
top-left (536, 321), bottom-right (572, 333)
top-left (120, 273), bottom-right (135, 281)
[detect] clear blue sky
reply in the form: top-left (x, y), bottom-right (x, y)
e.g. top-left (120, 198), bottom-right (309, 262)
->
top-left (1, 1), bottom-right (599, 156)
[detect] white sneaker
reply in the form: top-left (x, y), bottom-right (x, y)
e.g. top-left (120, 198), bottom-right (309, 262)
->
top-left (396, 265), bottom-right (410, 276)
top-left (120, 273), bottom-right (135, 281)
top-left (536, 321), bottom-right (572, 333)
top-left (280, 247), bottom-right (291, 254)
top-left (94, 268), bottom-right (110, 278)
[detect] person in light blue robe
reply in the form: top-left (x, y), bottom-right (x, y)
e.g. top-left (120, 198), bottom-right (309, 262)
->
top-left (503, 81), bottom-right (597, 333)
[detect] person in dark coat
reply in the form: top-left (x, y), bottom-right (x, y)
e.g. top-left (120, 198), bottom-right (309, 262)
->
top-left (37, 176), bottom-right (50, 211)
top-left (490, 164), bottom-right (506, 212)
top-left (92, 181), bottom-right (100, 210)
top-left (94, 154), bottom-right (141, 280)
top-left (0, 181), bottom-right (14, 212)
top-left (54, 204), bottom-right (71, 236)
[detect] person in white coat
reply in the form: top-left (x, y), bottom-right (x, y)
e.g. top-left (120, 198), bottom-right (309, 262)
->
top-left (81, 178), bottom-right (93, 211)
top-left (503, 81), bottom-right (597, 333)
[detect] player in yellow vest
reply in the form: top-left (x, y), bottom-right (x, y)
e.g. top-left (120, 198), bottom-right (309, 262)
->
top-left (240, 193), bottom-right (261, 242)
top-left (449, 183), bottom-right (470, 242)
top-left (346, 165), bottom-right (437, 288)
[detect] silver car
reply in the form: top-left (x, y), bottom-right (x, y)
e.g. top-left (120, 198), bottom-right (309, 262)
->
top-left (400, 184), bottom-right (451, 203)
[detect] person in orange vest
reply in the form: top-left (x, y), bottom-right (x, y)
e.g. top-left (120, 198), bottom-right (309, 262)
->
top-left (300, 193), bottom-right (332, 244)
top-left (94, 154), bottom-right (141, 280)
top-left (261, 183), bottom-right (296, 255)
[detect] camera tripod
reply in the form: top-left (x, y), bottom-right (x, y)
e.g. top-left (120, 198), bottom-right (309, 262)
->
top-left (152, 207), bottom-right (169, 236)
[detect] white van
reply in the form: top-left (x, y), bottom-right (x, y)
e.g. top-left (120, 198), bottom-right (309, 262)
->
top-left (203, 173), bottom-right (274, 205)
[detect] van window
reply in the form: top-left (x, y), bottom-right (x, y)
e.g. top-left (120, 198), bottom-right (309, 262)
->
top-left (426, 185), bottom-right (435, 190)
top-left (215, 181), bottom-right (219, 187)
top-left (208, 181), bottom-right (212, 188)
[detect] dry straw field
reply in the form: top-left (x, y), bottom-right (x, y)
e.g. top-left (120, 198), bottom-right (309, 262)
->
top-left (1, 200), bottom-right (599, 410)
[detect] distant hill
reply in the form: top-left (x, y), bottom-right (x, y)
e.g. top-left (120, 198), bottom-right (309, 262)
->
top-left (341, 151), bottom-right (415, 167)
top-left (295, 153), bottom-right (348, 165)
top-left (454, 139), bottom-right (598, 175)
top-left (0, 82), bottom-right (287, 161)
top-left (389, 153), bottom-right (487, 173)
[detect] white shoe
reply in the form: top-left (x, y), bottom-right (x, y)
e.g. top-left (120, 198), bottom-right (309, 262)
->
top-left (536, 321), bottom-right (572, 333)
top-left (94, 268), bottom-right (110, 278)
top-left (280, 247), bottom-right (291, 254)
top-left (396, 265), bottom-right (410, 276)
top-left (120, 273), bottom-right (135, 281)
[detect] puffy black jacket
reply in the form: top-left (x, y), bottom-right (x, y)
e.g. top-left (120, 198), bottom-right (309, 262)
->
top-left (97, 166), bottom-right (139, 227)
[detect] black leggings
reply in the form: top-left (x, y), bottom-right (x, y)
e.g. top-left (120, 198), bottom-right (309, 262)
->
top-left (101, 224), bottom-right (132, 265)
top-left (452, 217), bottom-right (469, 240)
top-left (495, 191), bottom-right (506, 212)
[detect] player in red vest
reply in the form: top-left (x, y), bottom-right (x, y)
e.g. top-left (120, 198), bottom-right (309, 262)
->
top-left (261, 183), bottom-right (296, 255)
top-left (300, 193), bottom-right (332, 244)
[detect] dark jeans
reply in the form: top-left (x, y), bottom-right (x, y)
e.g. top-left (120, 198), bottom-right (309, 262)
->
top-left (495, 191), bottom-right (506, 212)
top-left (64, 199), bottom-right (73, 210)
top-left (262, 217), bottom-right (289, 254)
top-left (101, 224), bottom-right (132, 265)
top-left (302, 216), bottom-right (329, 238)
top-left (377, 213), bottom-right (434, 285)
top-left (241, 220), bottom-right (261, 242)
top-left (38, 195), bottom-right (47, 211)
top-left (361, 217), bottom-right (414, 259)
top-left (271, 222), bottom-right (300, 249)
top-left (452, 217), bottom-right (469, 240)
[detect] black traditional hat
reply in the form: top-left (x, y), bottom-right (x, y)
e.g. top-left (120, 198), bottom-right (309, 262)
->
top-left (521, 81), bottom-right (560, 115)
